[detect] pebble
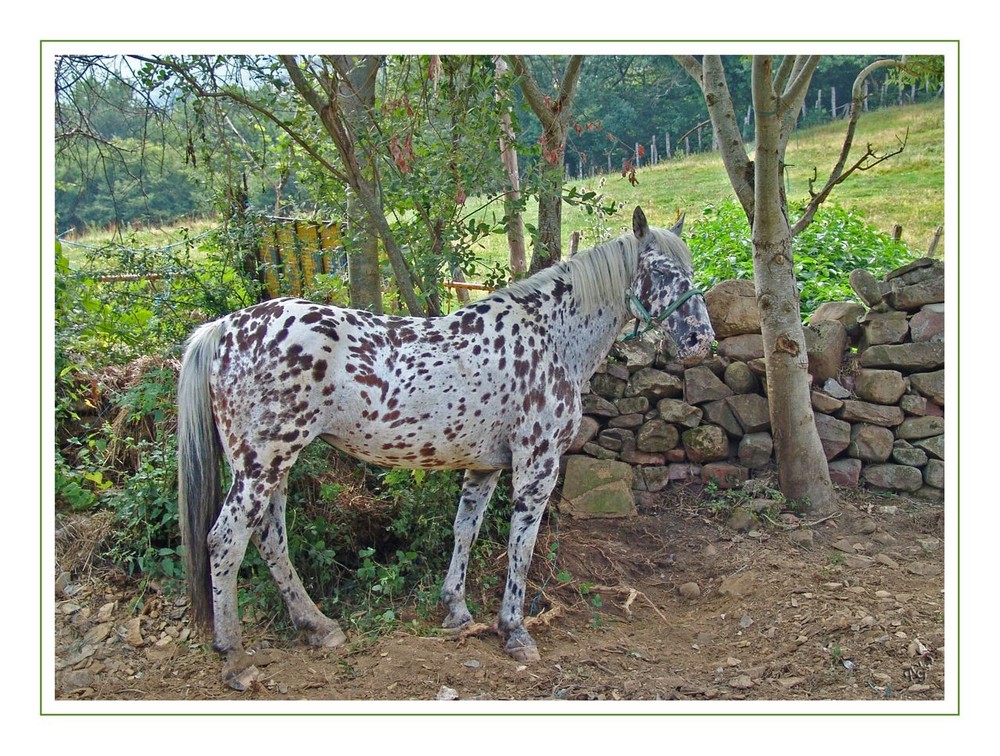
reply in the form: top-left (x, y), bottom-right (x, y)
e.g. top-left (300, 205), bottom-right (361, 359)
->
top-left (854, 517), bottom-right (878, 535)
top-left (678, 582), bottom-right (701, 599)
top-left (917, 537), bottom-right (941, 552)
top-left (788, 529), bottom-right (813, 548)
top-left (83, 622), bottom-right (112, 645)
top-left (833, 539), bottom-right (858, 554)
top-left (463, 660), bottom-right (481, 669)
top-left (727, 509), bottom-right (755, 532)
top-left (55, 572), bottom-right (72, 596)
top-left (729, 674), bottom-right (754, 690)
top-left (436, 685), bottom-right (459, 700)
top-left (60, 668), bottom-right (95, 693)
top-left (843, 554), bottom-right (875, 569)
top-left (121, 617), bottom-right (144, 647)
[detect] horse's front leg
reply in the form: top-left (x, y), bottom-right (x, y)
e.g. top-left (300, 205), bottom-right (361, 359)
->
top-left (441, 469), bottom-right (502, 629)
top-left (498, 453), bottom-right (560, 663)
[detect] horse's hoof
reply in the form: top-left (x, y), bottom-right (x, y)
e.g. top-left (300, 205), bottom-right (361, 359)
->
top-left (223, 664), bottom-right (260, 692)
top-left (442, 610), bottom-right (473, 630)
top-left (505, 640), bottom-right (541, 663)
top-left (317, 626), bottom-right (347, 648)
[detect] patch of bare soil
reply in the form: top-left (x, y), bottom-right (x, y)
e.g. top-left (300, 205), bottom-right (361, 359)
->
top-left (53, 485), bottom-right (945, 705)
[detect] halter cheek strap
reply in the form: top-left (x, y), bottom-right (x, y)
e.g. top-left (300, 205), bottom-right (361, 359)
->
top-left (620, 288), bottom-right (705, 343)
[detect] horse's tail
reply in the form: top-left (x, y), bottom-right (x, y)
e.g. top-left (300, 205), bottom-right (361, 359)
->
top-left (177, 319), bottom-right (226, 632)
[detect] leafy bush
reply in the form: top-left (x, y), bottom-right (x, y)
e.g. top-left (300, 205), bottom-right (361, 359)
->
top-left (687, 200), bottom-right (916, 317)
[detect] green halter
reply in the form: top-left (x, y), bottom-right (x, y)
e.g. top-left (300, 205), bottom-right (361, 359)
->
top-left (619, 288), bottom-right (705, 343)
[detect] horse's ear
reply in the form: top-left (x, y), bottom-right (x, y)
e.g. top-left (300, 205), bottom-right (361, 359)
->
top-left (670, 212), bottom-right (686, 237)
top-left (632, 207), bottom-right (649, 240)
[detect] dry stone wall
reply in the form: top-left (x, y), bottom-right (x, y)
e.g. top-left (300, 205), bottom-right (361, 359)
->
top-left (560, 258), bottom-right (945, 516)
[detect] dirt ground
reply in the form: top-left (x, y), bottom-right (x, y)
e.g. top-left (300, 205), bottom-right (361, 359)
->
top-left (52, 482), bottom-right (946, 706)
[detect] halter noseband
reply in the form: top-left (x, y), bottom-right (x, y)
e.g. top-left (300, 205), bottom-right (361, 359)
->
top-left (619, 288), bottom-right (705, 343)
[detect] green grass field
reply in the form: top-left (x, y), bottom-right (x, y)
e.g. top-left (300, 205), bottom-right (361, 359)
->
top-left (552, 99), bottom-right (944, 256)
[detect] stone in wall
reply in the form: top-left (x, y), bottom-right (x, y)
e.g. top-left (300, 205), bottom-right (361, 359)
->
top-left (896, 416), bottom-right (945, 441)
top-left (683, 365), bottom-right (733, 404)
top-left (704, 279), bottom-right (759, 338)
top-left (806, 320), bottom-right (850, 383)
top-left (849, 268), bottom-right (885, 309)
top-left (847, 423), bottom-right (895, 463)
top-left (681, 425), bottom-right (729, 463)
top-left (858, 310), bottom-right (910, 350)
top-left (814, 412), bottom-right (852, 460)
top-left (723, 361), bottom-right (758, 394)
top-left (860, 342), bottom-right (944, 372)
top-left (725, 393), bottom-right (770, 433)
top-left (623, 368), bottom-right (683, 399)
top-left (717, 334), bottom-right (764, 361)
top-left (862, 463), bottom-right (924, 492)
top-left (636, 419), bottom-right (680, 452)
top-left (881, 259), bottom-right (944, 311)
top-left (560, 456), bottom-right (636, 518)
top-left (810, 301), bottom-right (866, 340)
top-left (838, 400), bottom-right (905, 428)
top-left (701, 399), bottom-right (744, 438)
top-left (738, 432), bottom-right (773, 469)
top-left (910, 304), bottom-right (944, 343)
top-left (853, 369), bottom-right (906, 405)
top-left (656, 398), bottom-right (703, 428)
top-left (909, 370), bottom-right (944, 406)
top-left (914, 434), bottom-right (944, 460)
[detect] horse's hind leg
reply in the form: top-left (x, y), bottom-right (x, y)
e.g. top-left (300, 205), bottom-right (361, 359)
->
top-left (207, 479), bottom-right (260, 691)
top-left (253, 478), bottom-right (347, 648)
top-left (440, 469), bottom-right (501, 629)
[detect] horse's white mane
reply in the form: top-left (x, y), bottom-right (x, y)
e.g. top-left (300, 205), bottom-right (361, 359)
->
top-left (502, 227), bottom-right (694, 315)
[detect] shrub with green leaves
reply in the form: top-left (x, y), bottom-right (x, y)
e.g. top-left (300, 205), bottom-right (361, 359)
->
top-left (687, 200), bottom-right (916, 318)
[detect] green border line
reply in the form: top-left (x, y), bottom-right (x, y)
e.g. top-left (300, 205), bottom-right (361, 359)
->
top-left (40, 40), bottom-right (960, 717)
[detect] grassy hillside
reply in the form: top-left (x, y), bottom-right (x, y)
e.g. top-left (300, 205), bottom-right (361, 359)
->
top-left (514, 99), bottom-right (945, 263)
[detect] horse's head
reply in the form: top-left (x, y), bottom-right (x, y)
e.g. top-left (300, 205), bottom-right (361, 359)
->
top-left (629, 207), bottom-right (715, 366)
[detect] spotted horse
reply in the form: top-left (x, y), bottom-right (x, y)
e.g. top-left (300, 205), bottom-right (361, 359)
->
top-left (177, 206), bottom-right (714, 690)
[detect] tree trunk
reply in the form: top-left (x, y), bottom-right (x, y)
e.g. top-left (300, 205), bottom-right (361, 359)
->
top-left (337, 57), bottom-right (384, 314)
top-left (508, 55), bottom-right (584, 273)
top-left (751, 57), bottom-right (836, 514)
top-left (493, 56), bottom-right (527, 277)
top-left (346, 198), bottom-right (382, 313)
top-left (532, 157), bottom-right (564, 273)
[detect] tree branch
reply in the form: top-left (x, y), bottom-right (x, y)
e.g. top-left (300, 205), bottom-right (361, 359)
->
top-left (506, 55), bottom-right (584, 130)
top-left (133, 55), bottom-right (349, 185)
top-left (673, 55), bottom-right (703, 85)
top-left (790, 57), bottom-right (905, 236)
